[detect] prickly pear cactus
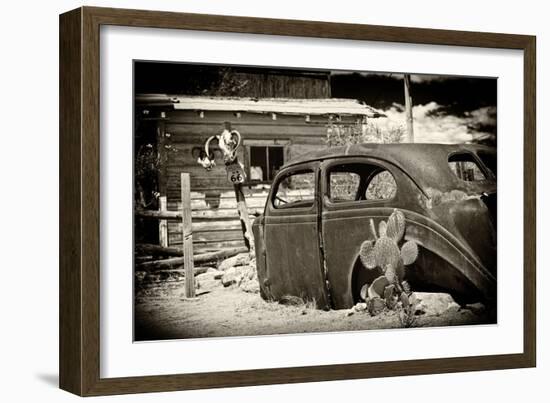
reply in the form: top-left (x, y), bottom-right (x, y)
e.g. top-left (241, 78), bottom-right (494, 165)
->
top-left (378, 220), bottom-right (387, 238)
top-left (400, 240), bottom-right (419, 265)
top-left (384, 264), bottom-right (397, 283)
top-left (374, 237), bottom-right (401, 270)
top-left (386, 209), bottom-right (406, 242)
top-left (359, 240), bottom-right (376, 269)
top-left (360, 209), bottom-right (420, 314)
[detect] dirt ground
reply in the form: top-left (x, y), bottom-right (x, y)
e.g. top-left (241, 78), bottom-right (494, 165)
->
top-left (134, 278), bottom-right (491, 341)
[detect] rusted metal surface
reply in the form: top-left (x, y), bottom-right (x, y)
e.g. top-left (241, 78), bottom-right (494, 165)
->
top-left (253, 143), bottom-right (497, 309)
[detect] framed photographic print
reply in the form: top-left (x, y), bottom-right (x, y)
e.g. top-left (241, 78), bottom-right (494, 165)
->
top-left (59, 6), bottom-right (536, 396)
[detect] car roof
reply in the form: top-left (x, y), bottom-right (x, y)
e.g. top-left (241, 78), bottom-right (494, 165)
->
top-left (284, 143), bottom-right (496, 193)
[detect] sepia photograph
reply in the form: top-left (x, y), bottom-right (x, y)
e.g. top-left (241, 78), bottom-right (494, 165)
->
top-left (133, 62), bottom-right (497, 341)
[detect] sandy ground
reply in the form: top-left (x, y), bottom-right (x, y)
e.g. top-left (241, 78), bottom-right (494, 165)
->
top-left (134, 278), bottom-right (490, 341)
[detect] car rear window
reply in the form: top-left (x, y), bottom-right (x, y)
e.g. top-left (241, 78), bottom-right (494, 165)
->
top-left (448, 153), bottom-right (487, 181)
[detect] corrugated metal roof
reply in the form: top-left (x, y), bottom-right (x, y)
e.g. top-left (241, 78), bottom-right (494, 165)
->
top-left (136, 94), bottom-right (385, 118)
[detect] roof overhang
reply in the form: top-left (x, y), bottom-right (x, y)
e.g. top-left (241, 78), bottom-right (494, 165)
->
top-left (136, 94), bottom-right (386, 118)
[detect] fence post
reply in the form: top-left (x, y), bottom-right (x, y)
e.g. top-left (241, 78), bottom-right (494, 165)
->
top-left (233, 184), bottom-right (255, 253)
top-left (158, 196), bottom-right (168, 247)
top-left (181, 173), bottom-right (195, 298)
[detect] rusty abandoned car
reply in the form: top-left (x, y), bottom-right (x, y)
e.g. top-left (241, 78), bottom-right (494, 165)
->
top-left (252, 143), bottom-right (497, 310)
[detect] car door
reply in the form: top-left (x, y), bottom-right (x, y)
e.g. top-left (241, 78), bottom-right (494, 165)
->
top-left (320, 158), bottom-right (401, 309)
top-left (263, 162), bottom-right (330, 309)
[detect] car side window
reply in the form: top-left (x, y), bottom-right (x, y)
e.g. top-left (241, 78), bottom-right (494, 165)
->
top-left (448, 153), bottom-right (487, 181)
top-left (273, 170), bottom-right (315, 209)
top-left (365, 170), bottom-right (397, 200)
top-left (327, 163), bottom-right (397, 203)
top-left (329, 172), bottom-right (361, 202)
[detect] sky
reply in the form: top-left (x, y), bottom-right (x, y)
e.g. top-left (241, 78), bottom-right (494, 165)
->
top-left (329, 71), bottom-right (496, 144)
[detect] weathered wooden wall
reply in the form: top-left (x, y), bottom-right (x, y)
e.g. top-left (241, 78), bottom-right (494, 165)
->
top-left (228, 70), bottom-right (331, 98)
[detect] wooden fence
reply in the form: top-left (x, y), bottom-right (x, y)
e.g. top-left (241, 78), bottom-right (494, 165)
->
top-left (134, 173), bottom-right (262, 296)
top-left (166, 186), bottom-right (269, 253)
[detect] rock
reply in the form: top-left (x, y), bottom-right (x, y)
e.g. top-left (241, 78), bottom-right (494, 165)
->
top-left (354, 302), bottom-right (368, 312)
top-left (367, 297), bottom-right (386, 315)
top-left (196, 270), bottom-right (223, 282)
top-left (206, 267), bottom-right (223, 278)
top-left (196, 278), bottom-right (221, 293)
top-left (236, 264), bottom-right (260, 293)
top-left (412, 292), bottom-right (460, 316)
top-left (345, 309), bottom-right (355, 317)
top-left (221, 266), bottom-right (242, 287)
top-left (240, 279), bottom-right (260, 293)
top-left (279, 295), bottom-right (305, 306)
top-left (218, 253), bottom-right (250, 272)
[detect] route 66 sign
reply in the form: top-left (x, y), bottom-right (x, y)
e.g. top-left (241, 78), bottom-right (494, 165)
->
top-left (225, 162), bottom-right (245, 184)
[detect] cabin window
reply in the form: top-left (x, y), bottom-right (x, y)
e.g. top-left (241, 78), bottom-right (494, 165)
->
top-left (273, 170), bottom-right (315, 209)
top-left (249, 146), bottom-right (284, 182)
top-left (327, 163), bottom-right (397, 203)
top-left (449, 153), bottom-right (487, 181)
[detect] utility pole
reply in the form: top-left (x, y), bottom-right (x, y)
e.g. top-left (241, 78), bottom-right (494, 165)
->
top-left (404, 74), bottom-right (414, 143)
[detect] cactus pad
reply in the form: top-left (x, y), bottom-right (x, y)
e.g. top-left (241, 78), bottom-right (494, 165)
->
top-left (359, 240), bottom-right (377, 269)
top-left (400, 240), bottom-right (419, 265)
top-left (402, 280), bottom-right (411, 294)
top-left (378, 220), bottom-right (387, 238)
top-left (368, 275), bottom-right (389, 299)
top-left (386, 209), bottom-right (406, 242)
top-left (384, 264), bottom-right (397, 283)
top-left (384, 284), bottom-right (396, 309)
top-left (373, 236), bottom-right (401, 269)
top-left (360, 283), bottom-right (369, 301)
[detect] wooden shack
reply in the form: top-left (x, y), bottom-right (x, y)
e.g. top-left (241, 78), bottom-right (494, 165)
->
top-left (135, 94), bottom-right (384, 253)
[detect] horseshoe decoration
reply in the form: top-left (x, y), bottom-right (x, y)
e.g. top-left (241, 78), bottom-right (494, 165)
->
top-left (198, 129), bottom-right (243, 171)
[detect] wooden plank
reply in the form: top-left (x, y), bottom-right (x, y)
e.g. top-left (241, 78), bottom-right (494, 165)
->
top-left (191, 240), bottom-right (248, 253)
top-left (136, 209), bottom-right (181, 220)
top-left (174, 220), bottom-right (243, 232)
top-left (193, 237), bottom-right (245, 244)
top-left (166, 123), bottom-right (327, 137)
top-left (135, 246), bottom-right (248, 271)
top-left (135, 243), bottom-right (183, 257)
top-left (164, 109), bottom-right (339, 125)
top-left (181, 173), bottom-right (195, 298)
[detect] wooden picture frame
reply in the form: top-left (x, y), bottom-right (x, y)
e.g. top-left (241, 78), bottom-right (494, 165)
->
top-left (59, 6), bottom-right (536, 396)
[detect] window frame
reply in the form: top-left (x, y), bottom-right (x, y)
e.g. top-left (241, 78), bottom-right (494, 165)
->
top-left (476, 150), bottom-right (497, 179)
top-left (321, 158), bottom-right (399, 209)
top-left (269, 165), bottom-right (318, 213)
top-left (447, 151), bottom-right (493, 183)
top-left (246, 143), bottom-right (286, 184)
